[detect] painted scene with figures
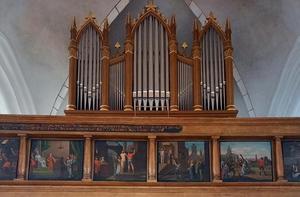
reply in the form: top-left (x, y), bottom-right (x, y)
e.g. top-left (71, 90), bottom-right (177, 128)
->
top-left (28, 139), bottom-right (84, 180)
top-left (157, 141), bottom-right (210, 182)
top-left (93, 140), bottom-right (147, 181)
top-left (282, 140), bottom-right (300, 182)
top-left (0, 138), bottom-right (19, 180)
top-left (221, 141), bottom-right (273, 182)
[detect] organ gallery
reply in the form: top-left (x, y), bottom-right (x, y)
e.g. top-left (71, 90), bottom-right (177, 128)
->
top-left (0, 1), bottom-right (300, 196)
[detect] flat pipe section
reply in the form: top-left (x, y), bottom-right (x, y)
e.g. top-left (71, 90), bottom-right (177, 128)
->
top-left (133, 16), bottom-right (170, 111)
top-left (76, 32), bottom-right (83, 109)
top-left (154, 18), bottom-right (159, 111)
top-left (149, 16), bottom-right (154, 110)
top-left (178, 60), bottom-right (193, 111)
top-left (201, 27), bottom-right (226, 110)
top-left (165, 28), bottom-right (170, 111)
top-left (202, 33), bottom-right (207, 110)
top-left (76, 25), bottom-right (101, 110)
top-left (160, 22), bottom-right (165, 111)
top-left (109, 61), bottom-right (125, 111)
top-left (133, 28), bottom-right (137, 110)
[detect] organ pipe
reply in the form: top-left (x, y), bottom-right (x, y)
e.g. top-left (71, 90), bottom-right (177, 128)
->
top-left (201, 27), bottom-right (226, 110)
top-left (75, 24), bottom-right (102, 110)
top-left (133, 15), bottom-right (170, 111)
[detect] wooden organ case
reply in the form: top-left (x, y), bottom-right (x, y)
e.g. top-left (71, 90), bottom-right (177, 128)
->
top-left (1, 2), bottom-right (300, 197)
top-left (65, 2), bottom-right (237, 116)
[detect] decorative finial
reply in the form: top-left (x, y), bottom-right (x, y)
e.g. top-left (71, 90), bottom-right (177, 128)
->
top-left (70, 16), bottom-right (77, 39)
top-left (115, 41), bottom-right (121, 55)
top-left (72, 16), bottom-right (77, 28)
top-left (225, 18), bottom-right (232, 40)
top-left (226, 18), bottom-right (231, 30)
top-left (85, 11), bottom-right (96, 20)
top-left (126, 13), bottom-right (131, 24)
top-left (193, 19), bottom-right (198, 31)
top-left (208, 11), bottom-right (216, 21)
top-left (115, 42), bottom-right (121, 49)
top-left (181, 42), bottom-right (188, 56)
top-left (103, 17), bottom-right (109, 29)
top-left (171, 15), bottom-right (176, 24)
top-left (145, 0), bottom-right (157, 11)
top-left (182, 42), bottom-right (188, 49)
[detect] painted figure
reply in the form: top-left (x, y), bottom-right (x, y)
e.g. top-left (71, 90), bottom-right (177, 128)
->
top-left (257, 157), bottom-right (265, 176)
top-left (34, 148), bottom-right (46, 168)
top-left (46, 153), bottom-right (56, 172)
top-left (64, 155), bottom-right (75, 178)
top-left (94, 157), bottom-right (101, 175)
top-left (116, 156), bottom-right (121, 176)
top-left (127, 149), bottom-right (135, 174)
top-left (30, 153), bottom-right (37, 169)
top-left (120, 150), bottom-right (127, 174)
top-left (292, 164), bottom-right (300, 178)
top-left (159, 146), bottom-right (165, 164)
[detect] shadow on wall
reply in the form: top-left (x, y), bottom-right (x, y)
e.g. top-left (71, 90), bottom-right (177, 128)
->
top-left (269, 36), bottom-right (300, 117)
top-left (0, 31), bottom-right (36, 114)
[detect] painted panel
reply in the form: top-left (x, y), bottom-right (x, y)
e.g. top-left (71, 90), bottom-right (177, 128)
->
top-left (282, 140), bottom-right (300, 182)
top-left (0, 138), bottom-right (19, 180)
top-left (220, 141), bottom-right (273, 182)
top-left (93, 140), bottom-right (147, 181)
top-left (157, 141), bottom-right (210, 182)
top-left (28, 139), bottom-right (84, 180)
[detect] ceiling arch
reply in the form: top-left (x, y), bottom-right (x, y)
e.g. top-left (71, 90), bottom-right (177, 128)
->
top-left (269, 36), bottom-right (300, 116)
top-left (0, 31), bottom-right (36, 114)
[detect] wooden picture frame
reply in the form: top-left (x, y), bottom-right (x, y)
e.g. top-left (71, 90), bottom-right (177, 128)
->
top-left (0, 137), bottom-right (19, 180)
top-left (27, 138), bottom-right (84, 180)
top-left (220, 140), bottom-right (274, 182)
top-left (157, 140), bottom-right (210, 182)
top-left (282, 139), bottom-right (300, 182)
top-left (93, 139), bottom-right (148, 182)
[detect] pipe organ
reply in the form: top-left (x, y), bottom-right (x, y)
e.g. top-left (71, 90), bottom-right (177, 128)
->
top-left (2, 2), bottom-right (300, 197)
top-left (66, 2), bottom-right (237, 117)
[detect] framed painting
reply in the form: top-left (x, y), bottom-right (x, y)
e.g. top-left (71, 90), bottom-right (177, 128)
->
top-left (157, 141), bottom-right (210, 182)
top-left (282, 140), bottom-right (300, 182)
top-left (28, 139), bottom-right (84, 180)
top-left (93, 140), bottom-right (147, 181)
top-left (0, 137), bottom-right (19, 180)
top-left (220, 141), bottom-right (273, 182)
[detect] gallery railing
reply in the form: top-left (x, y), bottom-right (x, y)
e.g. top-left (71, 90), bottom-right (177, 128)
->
top-left (0, 116), bottom-right (299, 184)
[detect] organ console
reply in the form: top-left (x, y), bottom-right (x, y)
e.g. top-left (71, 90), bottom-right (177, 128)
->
top-left (65, 1), bottom-right (237, 116)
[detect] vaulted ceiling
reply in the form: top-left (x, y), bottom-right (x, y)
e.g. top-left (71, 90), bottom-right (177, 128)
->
top-left (0, 0), bottom-right (299, 117)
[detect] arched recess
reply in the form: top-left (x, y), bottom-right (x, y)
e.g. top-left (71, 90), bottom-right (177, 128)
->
top-left (269, 36), bottom-right (300, 116)
top-left (0, 31), bottom-right (36, 114)
top-left (130, 7), bottom-right (172, 111)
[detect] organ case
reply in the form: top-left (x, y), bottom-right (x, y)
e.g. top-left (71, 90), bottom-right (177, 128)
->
top-left (65, 2), bottom-right (237, 116)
